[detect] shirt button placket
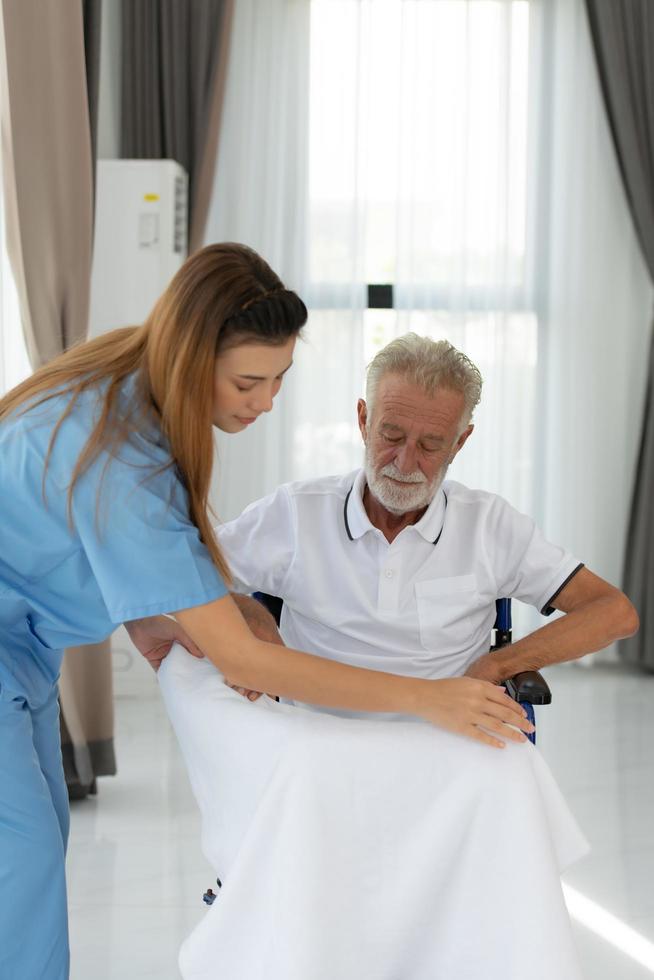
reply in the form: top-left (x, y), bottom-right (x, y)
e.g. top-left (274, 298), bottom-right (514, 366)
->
top-left (379, 565), bottom-right (399, 613)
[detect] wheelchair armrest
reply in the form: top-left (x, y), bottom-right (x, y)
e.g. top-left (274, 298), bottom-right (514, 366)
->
top-left (504, 671), bottom-right (552, 706)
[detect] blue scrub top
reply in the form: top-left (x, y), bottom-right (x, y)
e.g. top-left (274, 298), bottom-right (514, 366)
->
top-left (0, 373), bottom-right (228, 707)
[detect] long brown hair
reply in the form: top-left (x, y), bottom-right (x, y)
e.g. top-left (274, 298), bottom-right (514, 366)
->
top-left (0, 243), bottom-right (308, 581)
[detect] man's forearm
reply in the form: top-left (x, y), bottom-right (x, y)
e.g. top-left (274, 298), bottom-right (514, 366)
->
top-left (470, 590), bottom-right (638, 682)
top-left (230, 593), bottom-right (284, 645)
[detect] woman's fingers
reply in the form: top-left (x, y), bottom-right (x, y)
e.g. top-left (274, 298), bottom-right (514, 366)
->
top-left (476, 716), bottom-right (529, 744)
top-left (474, 682), bottom-right (535, 733)
top-left (422, 677), bottom-right (535, 747)
top-left (467, 727), bottom-right (507, 750)
top-left (480, 700), bottom-right (535, 733)
top-left (470, 684), bottom-right (534, 743)
top-left (486, 683), bottom-right (530, 716)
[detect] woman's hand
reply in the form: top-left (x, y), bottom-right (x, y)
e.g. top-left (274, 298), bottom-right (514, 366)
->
top-left (125, 615), bottom-right (205, 671)
top-left (416, 677), bottom-right (535, 748)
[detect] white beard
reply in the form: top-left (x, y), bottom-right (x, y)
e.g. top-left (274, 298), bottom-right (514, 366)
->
top-left (364, 447), bottom-right (447, 515)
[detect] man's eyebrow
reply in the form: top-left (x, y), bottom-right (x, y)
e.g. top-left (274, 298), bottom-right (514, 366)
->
top-left (380, 422), bottom-right (444, 443)
top-left (235, 361), bottom-right (293, 381)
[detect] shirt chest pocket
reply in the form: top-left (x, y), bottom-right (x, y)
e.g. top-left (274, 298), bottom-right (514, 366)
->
top-left (414, 575), bottom-right (478, 649)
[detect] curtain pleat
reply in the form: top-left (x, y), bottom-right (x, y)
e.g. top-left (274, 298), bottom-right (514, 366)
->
top-left (0, 0), bottom-right (116, 795)
top-left (120, 0), bottom-right (234, 250)
top-left (0, 0), bottom-right (94, 365)
top-left (60, 640), bottom-right (116, 798)
top-left (586, 0), bottom-right (654, 669)
top-left (83, 0), bottom-right (103, 193)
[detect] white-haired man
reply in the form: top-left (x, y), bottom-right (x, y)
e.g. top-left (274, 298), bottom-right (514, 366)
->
top-left (220, 333), bottom-right (637, 709)
top-left (157, 334), bottom-right (637, 979)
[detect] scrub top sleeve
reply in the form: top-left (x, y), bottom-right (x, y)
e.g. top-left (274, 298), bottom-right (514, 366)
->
top-left (491, 498), bottom-right (583, 615)
top-left (215, 485), bottom-right (297, 597)
top-left (72, 458), bottom-right (228, 623)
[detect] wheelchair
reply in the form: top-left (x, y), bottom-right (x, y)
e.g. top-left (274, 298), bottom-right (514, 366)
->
top-left (251, 593), bottom-right (550, 744)
top-left (202, 594), bottom-right (551, 907)
top-left (491, 597), bottom-right (551, 741)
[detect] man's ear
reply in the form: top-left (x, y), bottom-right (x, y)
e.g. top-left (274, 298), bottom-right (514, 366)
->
top-left (451, 423), bottom-right (474, 462)
top-left (357, 399), bottom-right (368, 441)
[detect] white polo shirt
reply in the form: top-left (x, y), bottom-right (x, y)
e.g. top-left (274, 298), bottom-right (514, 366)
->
top-left (217, 469), bottom-right (582, 700)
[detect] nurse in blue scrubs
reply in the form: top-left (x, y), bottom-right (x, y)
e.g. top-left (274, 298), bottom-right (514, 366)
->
top-left (0, 242), bottom-right (529, 979)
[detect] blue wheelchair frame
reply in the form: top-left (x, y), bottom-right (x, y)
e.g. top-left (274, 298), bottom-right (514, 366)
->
top-left (491, 597), bottom-right (551, 746)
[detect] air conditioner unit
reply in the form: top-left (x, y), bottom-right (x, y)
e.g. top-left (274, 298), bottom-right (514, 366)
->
top-left (88, 159), bottom-right (188, 337)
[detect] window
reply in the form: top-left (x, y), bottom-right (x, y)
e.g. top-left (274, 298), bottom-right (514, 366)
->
top-left (303, 0), bottom-right (536, 511)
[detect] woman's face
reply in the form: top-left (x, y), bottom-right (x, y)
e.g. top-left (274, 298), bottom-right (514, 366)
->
top-left (212, 337), bottom-right (296, 432)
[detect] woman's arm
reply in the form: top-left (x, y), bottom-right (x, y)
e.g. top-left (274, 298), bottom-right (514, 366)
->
top-left (174, 593), bottom-right (535, 749)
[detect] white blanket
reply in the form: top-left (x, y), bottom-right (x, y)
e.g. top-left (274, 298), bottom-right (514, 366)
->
top-left (159, 645), bottom-right (588, 980)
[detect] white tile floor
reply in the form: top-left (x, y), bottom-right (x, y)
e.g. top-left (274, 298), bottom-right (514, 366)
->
top-left (67, 653), bottom-right (654, 979)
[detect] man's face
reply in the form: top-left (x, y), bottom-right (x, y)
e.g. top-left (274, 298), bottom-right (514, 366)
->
top-left (358, 373), bottom-right (473, 515)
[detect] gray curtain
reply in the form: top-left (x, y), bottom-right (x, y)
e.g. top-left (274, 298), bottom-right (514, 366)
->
top-left (0, 0), bottom-right (116, 795)
top-left (61, 1), bottom-right (114, 801)
top-left (121, 0), bottom-right (234, 253)
top-left (83, 0), bottom-right (103, 189)
top-left (585, 0), bottom-right (654, 669)
top-left (0, 0), bottom-right (95, 365)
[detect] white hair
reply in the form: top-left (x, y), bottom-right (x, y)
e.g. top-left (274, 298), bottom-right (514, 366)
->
top-left (365, 334), bottom-right (483, 427)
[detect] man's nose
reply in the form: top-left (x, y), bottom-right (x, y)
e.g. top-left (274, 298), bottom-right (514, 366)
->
top-left (394, 443), bottom-right (418, 474)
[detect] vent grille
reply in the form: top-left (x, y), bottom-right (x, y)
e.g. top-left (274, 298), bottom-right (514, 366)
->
top-left (174, 176), bottom-right (187, 254)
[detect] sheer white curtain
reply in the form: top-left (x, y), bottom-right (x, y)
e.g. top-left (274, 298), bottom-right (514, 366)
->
top-left (205, 0), bottom-right (538, 522)
top-left (529, 0), bottom-right (653, 658)
top-left (534, 0), bottom-right (652, 592)
top-left (203, 0), bottom-right (312, 521)
top-left (307, 0), bottom-right (536, 514)
top-left (204, 0), bottom-right (653, 648)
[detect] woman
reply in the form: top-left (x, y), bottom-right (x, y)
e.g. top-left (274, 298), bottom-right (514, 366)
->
top-left (0, 243), bottom-right (530, 979)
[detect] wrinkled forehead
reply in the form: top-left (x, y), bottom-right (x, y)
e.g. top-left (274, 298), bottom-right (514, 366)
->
top-left (371, 375), bottom-right (467, 434)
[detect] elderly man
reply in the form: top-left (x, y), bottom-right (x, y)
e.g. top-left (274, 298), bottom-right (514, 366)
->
top-left (219, 333), bottom-right (637, 707)
top-left (158, 334), bottom-right (636, 980)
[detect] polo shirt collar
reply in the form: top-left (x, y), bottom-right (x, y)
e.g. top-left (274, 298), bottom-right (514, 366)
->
top-left (344, 469), bottom-right (448, 544)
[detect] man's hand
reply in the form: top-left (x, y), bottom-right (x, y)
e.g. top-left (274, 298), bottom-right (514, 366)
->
top-left (464, 652), bottom-right (505, 684)
top-left (125, 615), bottom-right (205, 671)
top-left (226, 594), bottom-right (285, 701)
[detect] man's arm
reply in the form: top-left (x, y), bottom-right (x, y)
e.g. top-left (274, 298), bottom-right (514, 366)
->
top-left (225, 594), bottom-right (284, 700)
top-left (465, 568), bottom-right (639, 683)
top-left (125, 615), bottom-right (205, 670)
top-left (216, 485), bottom-right (296, 597)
